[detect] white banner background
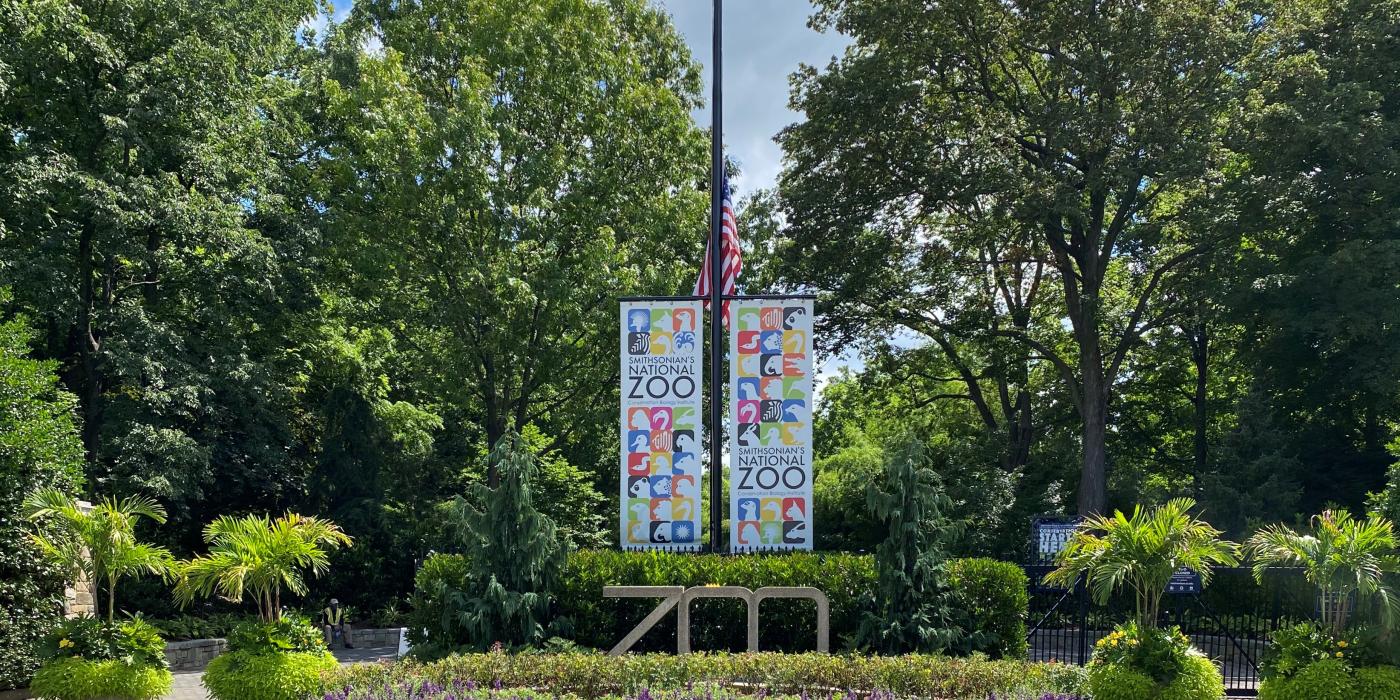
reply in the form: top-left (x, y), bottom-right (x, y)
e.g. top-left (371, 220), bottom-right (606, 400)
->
top-left (619, 300), bottom-right (703, 550)
top-left (728, 299), bottom-right (814, 551)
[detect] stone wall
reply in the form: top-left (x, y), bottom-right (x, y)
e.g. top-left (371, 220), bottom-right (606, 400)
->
top-left (164, 628), bottom-right (404, 671)
top-left (165, 638), bottom-right (228, 671)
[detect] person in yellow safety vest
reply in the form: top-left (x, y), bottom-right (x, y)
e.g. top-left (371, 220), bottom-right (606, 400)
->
top-left (321, 598), bottom-right (353, 649)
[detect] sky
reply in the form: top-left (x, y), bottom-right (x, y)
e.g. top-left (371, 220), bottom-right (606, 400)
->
top-left (653, 1), bottom-right (850, 199)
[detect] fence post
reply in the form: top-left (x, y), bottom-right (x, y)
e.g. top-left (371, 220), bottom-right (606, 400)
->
top-left (1075, 574), bottom-right (1090, 665)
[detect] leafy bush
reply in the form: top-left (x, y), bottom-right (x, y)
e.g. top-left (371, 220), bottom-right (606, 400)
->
top-left (1353, 665), bottom-right (1400, 699)
top-left (321, 651), bottom-right (1088, 700)
top-left (555, 550), bottom-right (876, 652)
top-left (1091, 623), bottom-right (1192, 684)
top-left (202, 649), bottom-right (337, 700)
top-left (1260, 658), bottom-right (1400, 700)
top-left (0, 306), bottom-right (84, 690)
top-left (148, 612), bottom-right (250, 641)
top-left (1087, 650), bottom-right (1224, 700)
top-left (38, 616), bottom-right (168, 668)
top-left (406, 553), bottom-right (471, 655)
top-left (948, 557), bottom-right (1029, 659)
top-left (1261, 622), bottom-right (1385, 679)
top-left (225, 615), bottom-right (327, 654)
top-left (1259, 657), bottom-right (1354, 700)
top-left (29, 656), bottom-right (172, 700)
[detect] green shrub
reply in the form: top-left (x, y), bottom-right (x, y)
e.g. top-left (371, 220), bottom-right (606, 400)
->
top-left (1092, 623), bottom-right (1193, 684)
top-left (225, 615), bottom-right (327, 654)
top-left (0, 306), bottom-right (84, 690)
top-left (29, 656), bottom-right (172, 700)
top-left (37, 616), bottom-right (168, 669)
top-left (1088, 651), bottom-right (1224, 700)
top-left (947, 557), bottom-right (1029, 659)
top-left (321, 651), bottom-right (1087, 699)
top-left (406, 553), bottom-right (471, 655)
top-left (1260, 659), bottom-right (1400, 700)
top-left (556, 550), bottom-right (876, 652)
top-left (202, 649), bottom-right (337, 700)
top-left (1259, 657), bottom-right (1353, 700)
top-left (148, 613), bottom-right (249, 641)
top-left (1353, 665), bottom-right (1400, 699)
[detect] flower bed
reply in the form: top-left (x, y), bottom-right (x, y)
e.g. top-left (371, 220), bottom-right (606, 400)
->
top-left (321, 685), bottom-right (1085, 700)
top-left (319, 652), bottom-right (1086, 700)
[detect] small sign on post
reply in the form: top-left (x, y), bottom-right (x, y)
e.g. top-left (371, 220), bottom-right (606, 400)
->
top-left (1166, 567), bottom-right (1202, 595)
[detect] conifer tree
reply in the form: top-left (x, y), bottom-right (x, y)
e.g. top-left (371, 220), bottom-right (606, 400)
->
top-left (858, 437), bottom-right (963, 653)
top-left (447, 431), bottom-right (567, 649)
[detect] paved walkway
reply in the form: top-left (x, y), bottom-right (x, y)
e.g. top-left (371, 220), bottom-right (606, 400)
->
top-left (164, 647), bottom-right (398, 700)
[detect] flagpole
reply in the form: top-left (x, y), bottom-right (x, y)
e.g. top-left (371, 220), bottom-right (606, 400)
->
top-left (707, 0), bottom-right (725, 553)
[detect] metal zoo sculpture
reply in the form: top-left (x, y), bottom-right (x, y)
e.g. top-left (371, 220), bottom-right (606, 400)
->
top-left (603, 585), bottom-right (830, 655)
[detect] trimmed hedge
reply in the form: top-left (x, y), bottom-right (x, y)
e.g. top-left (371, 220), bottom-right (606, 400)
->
top-left (555, 550), bottom-right (1027, 656)
top-left (948, 558), bottom-right (1029, 659)
top-left (1260, 660), bottom-right (1400, 700)
top-left (203, 650), bottom-right (337, 700)
top-left (28, 657), bottom-right (172, 700)
top-left (321, 651), bottom-right (1087, 699)
top-left (1087, 652), bottom-right (1225, 700)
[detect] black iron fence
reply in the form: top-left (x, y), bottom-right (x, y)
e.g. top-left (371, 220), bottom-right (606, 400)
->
top-left (1023, 566), bottom-right (1314, 696)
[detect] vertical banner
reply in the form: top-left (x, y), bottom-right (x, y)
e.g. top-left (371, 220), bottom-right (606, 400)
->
top-left (619, 300), bottom-right (703, 550)
top-left (729, 299), bottom-right (814, 551)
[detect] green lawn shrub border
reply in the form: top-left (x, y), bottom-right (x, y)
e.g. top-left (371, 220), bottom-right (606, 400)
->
top-left (28, 656), bottom-right (172, 700)
top-left (203, 650), bottom-right (337, 700)
top-left (319, 651), bottom-right (1086, 700)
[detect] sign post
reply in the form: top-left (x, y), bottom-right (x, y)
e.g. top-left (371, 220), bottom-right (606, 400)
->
top-left (707, 0), bottom-right (726, 552)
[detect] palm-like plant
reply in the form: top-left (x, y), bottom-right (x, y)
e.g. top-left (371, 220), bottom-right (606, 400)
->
top-left (1046, 498), bottom-right (1239, 630)
top-left (174, 513), bottom-right (352, 622)
top-left (1245, 510), bottom-right (1400, 635)
top-left (24, 487), bottom-right (174, 623)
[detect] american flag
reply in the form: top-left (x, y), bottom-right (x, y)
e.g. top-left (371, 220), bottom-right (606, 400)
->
top-left (694, 180), bottom-right (742, 327)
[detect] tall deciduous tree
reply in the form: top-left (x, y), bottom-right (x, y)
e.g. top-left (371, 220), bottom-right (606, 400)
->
top-left (316, 0), bottom-right (709, 485)
top-left (0, 0), bottom-right (326, 519)
top-left (780, 0), bottom-right (1257, 514)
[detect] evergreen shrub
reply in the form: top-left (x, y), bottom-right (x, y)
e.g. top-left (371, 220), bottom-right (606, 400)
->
top-left (28, 657), bottom-right (172, 700)
top-left (202, 649), bottom-right (337, 700)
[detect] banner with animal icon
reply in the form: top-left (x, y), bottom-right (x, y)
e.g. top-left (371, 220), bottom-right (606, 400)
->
top-left (729, 300), bottom-right (813, 551)
top-left (620, 300), bottom-right (703, 550)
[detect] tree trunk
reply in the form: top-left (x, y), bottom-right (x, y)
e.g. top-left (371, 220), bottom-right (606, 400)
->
top-left (1189, 321), bottom-right (1210, 491)
top-left (76, 221), bottom-right (104, 459)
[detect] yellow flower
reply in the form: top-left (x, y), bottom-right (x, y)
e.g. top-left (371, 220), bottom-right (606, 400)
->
top-left (58, 639), bottom-right (73, 649)
top-left (1338, 641), bottom-right (1349, 649)
top-left (1336, 652), bottom-right (1344, 658)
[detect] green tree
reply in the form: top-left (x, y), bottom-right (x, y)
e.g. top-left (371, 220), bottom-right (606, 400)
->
top-left (1047, 498), bottom-right (1240, 629)
top-left (1224, 0), bottom-right (1400, 513)
top-left (442, 431), bottom-right (566, 650)
top-left (1245, 510), bottom-right (1400, 635)
top-left (0, 303), bottom-right (84, 690)
top-left (316, 0), bottom-right (710, 487)
top-left (175, 513), bottom-right (353, 622)
top-left (25, 488), bottom-right (173, 624)
top-left (0, 0), bottom-right (328, 525)
top-left (779, 0), bottom-right (1259, 514)
top-left (857, 437), bottom-right (962, 653)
